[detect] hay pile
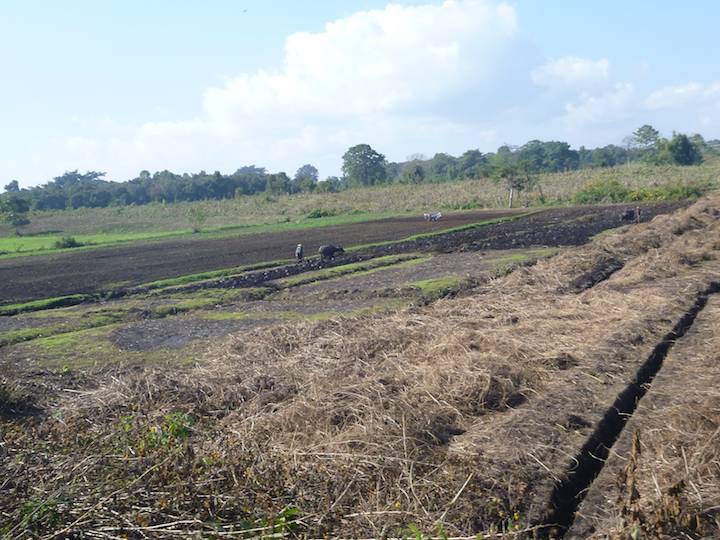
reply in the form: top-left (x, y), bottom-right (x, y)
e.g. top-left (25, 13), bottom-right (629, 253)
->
top-left (2, 195), bottom-right (720, 538)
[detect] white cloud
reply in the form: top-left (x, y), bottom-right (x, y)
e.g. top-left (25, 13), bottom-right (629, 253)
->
top-left (203, 0), bottom-right (518, 120)
top-left (531, 56), bottom-right (609, 89)
top-left (40, 2), bottom-right (719, 186)
top-left (563, 83), bottom-right (635, 129)
top-left (57, 0), bottom-right (523, 180)
top-left (645, 81), bottom-right (720, 109)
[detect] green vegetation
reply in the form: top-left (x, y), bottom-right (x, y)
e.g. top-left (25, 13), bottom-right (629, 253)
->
top-left (410, 276), bottom-right (465, 301)
top-left (277, 254), bottom-right (424, 287)
top-left (53, 235), bottom-right (84, 248)
top-left (490, 247), bottom-right (559, 276)
top-left (0, 294), bottom-right (91, 315)
top-left (572, 178), bottom-right (710, 204)
top-left (5, 125), bottom-right (713, 222)
top-left (22, 324), bottom-right (193, 369)
top-left (4, 159), bottom-right (716, 245)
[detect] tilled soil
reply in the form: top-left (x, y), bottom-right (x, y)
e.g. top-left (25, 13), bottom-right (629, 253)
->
top-left (0, 204), bottom-right (682, 306)
top-left (0, 209), bottom-right (521, 305)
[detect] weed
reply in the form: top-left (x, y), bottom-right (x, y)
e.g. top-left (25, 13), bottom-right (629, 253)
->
top-left (410, 276), bottom-right (464, 301)
top-left (306, 208), bottom-right (337, 218)
top-left (53, 236), bottom-right (84, 249)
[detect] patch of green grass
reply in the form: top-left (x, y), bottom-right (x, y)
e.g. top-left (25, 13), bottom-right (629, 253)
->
top-left (0, 230), bottom-right (185, 259)
top-left (409, 276), bottom-right (465, 301)
top-left (24, 324), bottom-right (193, 369)
top-left (202, 298), bottom-right (406, 322)
top-left (0, 308), bottom-right (130, 347)
top-left (277, 254), bottom-right (423, 287)
top-left (0, 294), bottom-right (91, 315)
top-left (490, 247), bottom-right (558, 276)
top-left (0, 325), bottom-right (70, 347)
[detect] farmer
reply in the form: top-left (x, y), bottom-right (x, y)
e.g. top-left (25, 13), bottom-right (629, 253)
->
top-left (635, 205), bottom-right (642, 224)
top-left (295, 243), bottom-right (304, 261)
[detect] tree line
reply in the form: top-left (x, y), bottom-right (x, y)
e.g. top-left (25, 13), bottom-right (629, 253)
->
top-left (2, 126), bottom-right (717, 218)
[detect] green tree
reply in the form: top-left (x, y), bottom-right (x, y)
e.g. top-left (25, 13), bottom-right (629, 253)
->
top-left (457, 149), bottom-right (488, 178)
top-left (401, 162), bottom-right (426, 184)
top-left (317, 176), bottom-right (342, 193)
top-left (492, 158), bottom-right (532, 208)
top-left (631, 124), bottom-right (661, 150)
top-left (4, 180), bottom-right (19, 193)
top-left (427, 153), bottom-right (458, 182)
top-left (0, 194), bottom-right (31, 234)
top-left (265, 172), bottom-right (291, 194)
top-left (668, 133), bottom-right (703, 165)
top-left (293, 164), bottom-right (319, 192)
top-left (342, 144), bottom-right (387, 187)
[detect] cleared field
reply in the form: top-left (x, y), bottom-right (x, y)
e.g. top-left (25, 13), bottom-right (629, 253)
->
top-left (0, 203), bottom-right (682, 306)
top-left (0, 208), bottom-right (521, 305)
top-left (1, 196), bottom-right (718, 538)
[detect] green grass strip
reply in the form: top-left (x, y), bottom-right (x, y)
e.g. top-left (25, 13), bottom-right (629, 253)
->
top-left (0, 294), bottom-right (93, 316)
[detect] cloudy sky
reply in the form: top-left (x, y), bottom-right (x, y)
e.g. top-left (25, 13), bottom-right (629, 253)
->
top-left (2, 0), bottom-right (719, 187)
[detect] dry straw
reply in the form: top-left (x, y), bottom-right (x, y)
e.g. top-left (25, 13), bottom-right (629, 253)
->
top-left (2, 194), bottom-right (720, 537)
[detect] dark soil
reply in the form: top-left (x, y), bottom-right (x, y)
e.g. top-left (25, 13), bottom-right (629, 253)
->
top-left (0, 203), bottom-right (682, 306)
top-left (0, 209), bottom-right (520, 305)
top-left (109, 316), bottom-right (276, 352)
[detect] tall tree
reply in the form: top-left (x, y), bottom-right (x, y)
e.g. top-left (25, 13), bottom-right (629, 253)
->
top-left (631, 124), bottom-right (661, 149)
top-left (0, 194), bottom-right (31, 234)
top-left (342, 144), bottom-right (387, 186)
top-left (401, 162), bottom-right (426, 184)
top-left (668, 133), bottom-right (703, 165)
top-left (294, 164), bottom-right (319, 182)
top-left (4, 180), bottom-right (20, 193)
top-left (293, 164), bottom-right (319, 192)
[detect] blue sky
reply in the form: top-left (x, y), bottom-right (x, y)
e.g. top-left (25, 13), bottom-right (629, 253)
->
top-left (2, 0), bottom-right (719, 187)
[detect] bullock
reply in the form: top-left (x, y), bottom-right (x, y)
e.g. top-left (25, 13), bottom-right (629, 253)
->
top-left (318, 244), bottom-right (344, 261)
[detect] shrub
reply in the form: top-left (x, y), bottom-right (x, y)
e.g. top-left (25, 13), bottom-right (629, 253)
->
top-left (187, 207), bottom-right (208, 233)
top-left (627, 182), bottom-right (708, 202)
top-left (306, 208), bottom-right (337, 219)
top-left (572, 179), bottom-right (630, 204)
top-left (53, 236), bottom-right (84, 249)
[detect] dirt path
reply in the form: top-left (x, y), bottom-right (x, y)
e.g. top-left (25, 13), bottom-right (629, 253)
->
top-left (0, 209), bottom-right (519, 305)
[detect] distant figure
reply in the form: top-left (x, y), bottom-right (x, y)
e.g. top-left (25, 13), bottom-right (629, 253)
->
top-left (635, 205), bottom-right (642, 224)
top-left (318, 244), bottom-right (344, 261)
top-left (423, 213), bottom-right (430, 221)
top-left (621, 207), bottom-right (639, 223)
top-left (295, 243), bottom-right (304, 261)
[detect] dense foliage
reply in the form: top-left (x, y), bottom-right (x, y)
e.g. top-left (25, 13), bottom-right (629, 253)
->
top-left (2, 126), bottom-right (716, 212)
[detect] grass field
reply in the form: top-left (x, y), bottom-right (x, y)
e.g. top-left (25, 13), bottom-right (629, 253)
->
top-left (2, 162), bottom-right (718, 245)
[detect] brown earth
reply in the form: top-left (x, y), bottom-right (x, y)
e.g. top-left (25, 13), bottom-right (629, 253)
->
top-left (0, 203), bottom-right (681, 306)
top-left (0, 209), bottom-right (519, 305)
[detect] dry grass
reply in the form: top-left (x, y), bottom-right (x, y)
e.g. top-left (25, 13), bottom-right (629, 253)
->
top-left (8, 162), bottom-right (719, 236)
top-left (2, 194), bottom-right (720, 537)
top-left (580, 296), bottom-right (720, 539)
